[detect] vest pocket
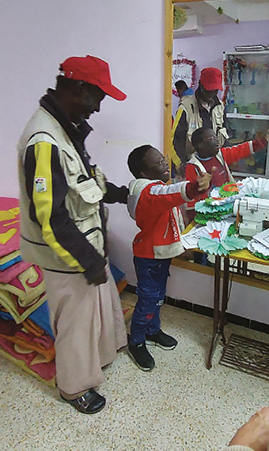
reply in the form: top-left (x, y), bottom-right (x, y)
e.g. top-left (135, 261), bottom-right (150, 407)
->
top-left (213, 107), bottom-right (223, 125)
top-left (84, 227), bottom-right (104, 257)
top-left (71, 178), bottom-right (103, 219)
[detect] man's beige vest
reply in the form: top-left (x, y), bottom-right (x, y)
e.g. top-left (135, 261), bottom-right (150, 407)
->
top-left (181, 95), bottom-right (229, 153)
top-left (18, 107), bottom-right (107, 272)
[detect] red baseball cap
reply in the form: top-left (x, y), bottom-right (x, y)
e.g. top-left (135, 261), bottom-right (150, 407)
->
top-left (200, 67), bottom-right (223, 91)
top-left (59, 55), bottom-right (127, 101)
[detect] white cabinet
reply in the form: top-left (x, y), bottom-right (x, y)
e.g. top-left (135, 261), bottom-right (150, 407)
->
top-left (223, 51), bottom-right (269, 177)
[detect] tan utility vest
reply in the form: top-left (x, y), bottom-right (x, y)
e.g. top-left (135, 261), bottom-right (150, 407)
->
top-left (180, 95), bottom-right (229, 154)
top-left (18, 107), bottom-right (106, 272)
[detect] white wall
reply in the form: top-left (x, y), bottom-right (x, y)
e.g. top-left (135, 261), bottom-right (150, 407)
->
top-left (1, 1), bottom-right (268, 322)
top-left (0, 0), bottom-right (165, 284)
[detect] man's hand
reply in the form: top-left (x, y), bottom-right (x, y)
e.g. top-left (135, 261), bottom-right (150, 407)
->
top-left (83, 267), bottom-right (107, 286)
top-left (92, 268), bottom-right (107, 286)
top-left (196, 167), bottom-right (216, 192)
top-left (229, 407), bottom-right (269, 451)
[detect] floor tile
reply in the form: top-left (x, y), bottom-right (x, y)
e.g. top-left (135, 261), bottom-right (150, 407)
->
top-left (0, 301), bottom-right (268, 451)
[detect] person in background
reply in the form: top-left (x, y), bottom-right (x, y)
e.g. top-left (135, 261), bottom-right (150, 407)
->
top-left (185, 127), bottom-right (269, 223)
top-left (171, 80), bottom-right (194, 182)
top-left (175, 79), bottom-right (194, 102)
top-left (18, 54), bottom-right (128, 414)
top-left (219, 406), bottom-right (269, 451)
top-left (126, 144), bottom-right (212, 371)
top-left (172, 67), bottom-right (229, 175)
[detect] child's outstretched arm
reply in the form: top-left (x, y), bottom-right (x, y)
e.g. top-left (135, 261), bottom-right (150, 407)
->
top-left (221, 128), bottom-right (268, 166)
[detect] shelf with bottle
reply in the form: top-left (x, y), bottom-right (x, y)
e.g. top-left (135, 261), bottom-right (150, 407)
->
top-left (227, 82), bottom-right (269, 87)
top-left (223, 51), bottom-right (269, 177)
top-left (224, 87), bottom-right (269, 116)
top-left (224, 52), bottom-right (269, 86)
top-left (227, 113), bottom-right (269, 120)
top-left (223, 52), bottom-right (269, 116)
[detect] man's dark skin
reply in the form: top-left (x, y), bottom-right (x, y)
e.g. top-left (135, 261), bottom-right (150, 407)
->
top-left (198, 83), bottom-right (218, 105)
top-left (194, 82), bottom-right (226, 135)
top-left (54, 81), bottom-right (106, 124)
top-left (54, 81), bottom-right (109, 286)
top-left (173, 80), bottom-right (227, 178)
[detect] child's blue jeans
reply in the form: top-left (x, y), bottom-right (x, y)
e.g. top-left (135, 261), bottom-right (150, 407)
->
top-left (130, 256), bottom-right (171, 346)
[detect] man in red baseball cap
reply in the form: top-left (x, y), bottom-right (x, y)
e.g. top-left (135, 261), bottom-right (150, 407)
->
top-left (59, 54), bottom-right (126, 101)
top-left (18, 55), bottom-right (128, 414)
top-left (199, 67), bottom-right (223, 91)
top-left (171, 66), bottom-right (229, 181)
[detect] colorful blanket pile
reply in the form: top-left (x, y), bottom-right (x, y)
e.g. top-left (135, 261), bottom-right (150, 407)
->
top-left (0, 198), bottom-right (56, 386)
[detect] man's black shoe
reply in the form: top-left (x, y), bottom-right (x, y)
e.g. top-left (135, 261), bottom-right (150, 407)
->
top-left (60, 389), bottom-right (106, 414)
top-left (128, 342), bottom-right (155, 371)
top-left (146, 329), bottom-right (178, 350)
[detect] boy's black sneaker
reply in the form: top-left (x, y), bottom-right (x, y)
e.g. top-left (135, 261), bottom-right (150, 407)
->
top-left (128, 342), bottom-right (155, 371)
top-left (146, 330), bottom-right (178, 350)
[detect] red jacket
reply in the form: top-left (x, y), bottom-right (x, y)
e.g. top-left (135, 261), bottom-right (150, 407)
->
top-left (128, 178), bottom-right (198, 259)
top-left (185, 138), bottom-right (267, 217)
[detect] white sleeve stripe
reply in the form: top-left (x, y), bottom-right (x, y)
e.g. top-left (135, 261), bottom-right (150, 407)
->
top-left (249, 141), bottom-right (254, 154)
top-left (149, 181), bottom-right (191, 201)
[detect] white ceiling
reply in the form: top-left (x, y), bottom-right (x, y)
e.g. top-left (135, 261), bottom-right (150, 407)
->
top-left (174, 0), bottom-right (269, 29)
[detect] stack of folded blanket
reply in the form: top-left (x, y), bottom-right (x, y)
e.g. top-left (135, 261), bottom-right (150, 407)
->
top-left (0, 197), bottom-right (56, 386)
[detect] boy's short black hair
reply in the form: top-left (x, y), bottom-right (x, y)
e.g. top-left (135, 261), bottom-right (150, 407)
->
top-left (191, 127), bottom-right (206, 149)
top-left (175, 80), bottom-right (188, 91)
top-left (127, 144), bottom-right (152, 178)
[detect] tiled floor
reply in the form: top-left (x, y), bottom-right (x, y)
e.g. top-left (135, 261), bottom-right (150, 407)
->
top-left (0, 292), bottom-right (268, 451)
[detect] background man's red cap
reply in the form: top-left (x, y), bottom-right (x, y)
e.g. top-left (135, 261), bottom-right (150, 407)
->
top-left (200, 67), bottom-right (223, 91)
top-left (59, 55), bottom-right (127, 101)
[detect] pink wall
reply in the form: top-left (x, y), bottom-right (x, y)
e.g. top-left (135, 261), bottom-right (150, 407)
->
top-left (172, 20), bottom-right (269, 115)
top-left (0, 0), bottom-right (165, 200)
top-left (0, 0), bottom-right (165, 285)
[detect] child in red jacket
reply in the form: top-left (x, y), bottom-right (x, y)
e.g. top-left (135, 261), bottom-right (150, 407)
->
top-left (185, 127), bottom-right (268, 223)
top-left (127, 144), bottom-right (212, 371)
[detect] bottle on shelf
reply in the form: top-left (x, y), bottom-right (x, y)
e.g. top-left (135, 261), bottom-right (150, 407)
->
top-left (226, 87), bottom-right (236, 113)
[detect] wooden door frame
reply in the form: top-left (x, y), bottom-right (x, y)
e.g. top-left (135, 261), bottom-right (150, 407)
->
top-left (163, 0), bottom-right (204, 159)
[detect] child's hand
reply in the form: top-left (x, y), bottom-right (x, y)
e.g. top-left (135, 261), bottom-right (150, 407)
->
top-left (196, 167), bottom-right (216, 192)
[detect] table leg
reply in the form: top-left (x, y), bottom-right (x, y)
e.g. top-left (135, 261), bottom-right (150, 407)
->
top-left (219, 257), bottom-right (230, 345)
top-left (206, 254), bottom-right (221, 369)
